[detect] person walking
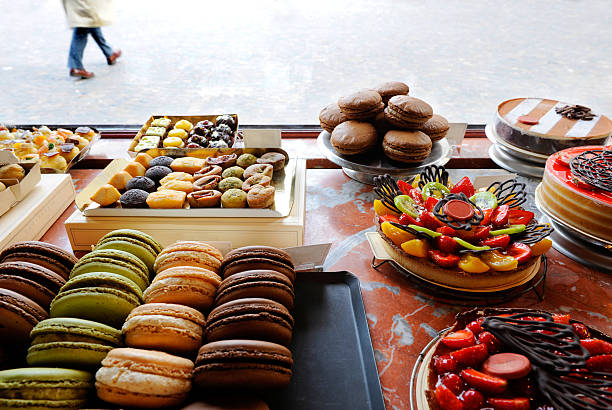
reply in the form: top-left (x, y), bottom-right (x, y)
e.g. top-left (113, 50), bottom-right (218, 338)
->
top-left (62, 0), bottom-right (121, 79)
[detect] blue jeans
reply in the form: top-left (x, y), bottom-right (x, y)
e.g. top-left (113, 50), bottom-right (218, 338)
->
top-left (68, 27), bottom-right (113, 70)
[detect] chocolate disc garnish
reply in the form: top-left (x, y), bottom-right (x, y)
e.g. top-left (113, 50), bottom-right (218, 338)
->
top-left (443, 199), bottom-right (474, 221)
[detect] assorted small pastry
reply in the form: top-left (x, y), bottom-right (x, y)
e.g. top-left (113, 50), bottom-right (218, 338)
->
top-left (319, 82), bottom-right (449, 164)
top-left (89, 150), bottom-right (286, 209)
top-left (133, 115), bottom-right (238, 152)
top-left (373, 165), bottom-right (553, 289)
top-left (0, 124), bottom-right (98, 171)
top-left (0, 163), bottom-right (26, 186)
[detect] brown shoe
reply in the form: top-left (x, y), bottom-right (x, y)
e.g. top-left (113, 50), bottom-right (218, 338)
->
top-left (69, 68), bottom-right (94, 79)
top-left (107, 49), bottom-right (122, 65)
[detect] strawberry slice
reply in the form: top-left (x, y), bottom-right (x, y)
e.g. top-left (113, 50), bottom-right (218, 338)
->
top-left (442, 329), bottom-right (476, 349)
top-left (572, 323), bottom-right (591, 339)
top-left (487, 397), bottom-right (530, 410)
top-left (460, 389), bottom-right (484, 410)
top-left (478, 331), bottom-right (501, 354)
top-left (435, 384), bottom-right (464, 410)
top-left (586, 354), bottom-right (612, 372)
top-left (552, 313), bottom-right (570, 324)
top-left (466, 320), bottom-right (483, 336)
top-left (460, 368), bottom-right (507, 395)
top-left (441, 373), bottom-right (465, 395)
top-left (434, 354), bottom-right (458, 374)
top-left (451, 344), bottom-right (489, 367)
top-left (580, 339), bottom-right (612, 355)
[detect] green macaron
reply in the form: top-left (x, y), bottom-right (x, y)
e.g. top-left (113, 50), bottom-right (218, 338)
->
top-left (27, 318), bottom-right (121, 369)
top-left (94, 229), bottom-right (162, 274)
top-left (50, 272), bottom-right (143, 328)
top-left (70, 249), bottom-right (150, 291)
top-left (0, 367), bottom-right (92, 409)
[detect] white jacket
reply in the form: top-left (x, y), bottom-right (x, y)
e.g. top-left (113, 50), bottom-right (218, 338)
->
top-left (62, 0), bottom-right (114, 28)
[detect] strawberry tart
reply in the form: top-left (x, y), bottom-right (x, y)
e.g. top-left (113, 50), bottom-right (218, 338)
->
top-left (537, 146), bottom-right (612, 242)
top-left (422, 308), bottom-right (612, 409)
top-left (373, 165), bottom-right (553, 290)
top-left (495, 98), bottom-right (612, 155)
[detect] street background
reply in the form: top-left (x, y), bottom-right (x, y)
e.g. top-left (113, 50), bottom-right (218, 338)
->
top-left (1, 0), bottom-right (611, 125)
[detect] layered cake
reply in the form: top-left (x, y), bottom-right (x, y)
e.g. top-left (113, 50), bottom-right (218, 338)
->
top-left (373, 165), bottom-right (553, 290)
top-left (495, 98), bottom-right (612, 155)
top-left (424, 308), bottom-right (612, 409)
top-left (538, 146), bottom-right (612, 242)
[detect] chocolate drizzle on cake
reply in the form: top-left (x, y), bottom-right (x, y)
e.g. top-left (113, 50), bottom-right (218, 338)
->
top-left (570, 149), bottom-right (612, 193)
top-left (432, 193), bottom-right (484, 230)
top-left (486, 179), bottom-right (527, 208)
top-left (483, 312), bottom-right (612, 410)
top-left (555, 104), bottom-right (596, 120)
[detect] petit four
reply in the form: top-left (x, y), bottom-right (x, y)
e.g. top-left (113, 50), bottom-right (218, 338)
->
top-left (247, 185), bottom-right (276, 208)
top-left (0, 164), bottom-right (25, 186)
top-left (90, 184), bottom-right (121, 207)
top-left (158, 180), bottom-right (194, 193)
top-left (163, 136), bottom-right (184, 148)
top-left (41, 153), bottom-right (68, 171)
top-left (170, 157), bottom-right (206, 174)
top-left (187, 190), bottom-right (222, 208)
top-left (244, 163), bottom-right (273, 179)
top-left (59, 143), bottom-right (80, 162)
top-left (160, 172), bottom-right (194, 185)
top-left (123, 162), bottom-right (146, 177)
top-left (146, 190), bottom-right (186, 209)
top-left (149, 156), bottom-right (174, 168)
top-left (218, 177), bottom-right (243, 192)
top-left (257, 152), bottom-right (286, 171)
top-left (243, 174), bottom-right (271, 191)
top-left (236, 153), bottom-right (258, 168)
top-left (174, 119), bottom-right (193, 132)
top-left (193, 175), bottom-right (222, 190)
top-left (107, 171), bottom-right (133, 191)
top-left (126, 176), bottom-right (156, 193)
top-left (134, 153), bottom-right (153, 168)
top-left (221, 189), bottom-right (247, 208)
top-left (151, 117), bottom-right (172, 128)
top-left (222, 166), bottom-right (244, 179)
top-left (145, 166), bottom-right (173, 183)
top-left (145, 126), bottom-right (167, 137)
top-left (120, 189), bottom-right (149, 208)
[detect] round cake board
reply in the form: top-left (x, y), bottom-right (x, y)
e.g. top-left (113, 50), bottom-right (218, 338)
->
top-left (485, 123), bottom-right (549, 164)
top-left (488, 145), bottom-right (544, 179)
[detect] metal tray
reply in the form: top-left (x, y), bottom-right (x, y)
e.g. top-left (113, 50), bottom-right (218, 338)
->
top-left (485, 122), bottom-right (549, 164)
top-left (488, 144), bottom-right (544, 178)
top-left (263, 271), bottom-right (385, 410)
top-left (317, 126), bottom-right (458, 185)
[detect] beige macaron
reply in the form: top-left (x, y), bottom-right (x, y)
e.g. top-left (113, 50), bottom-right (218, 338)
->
top-left (154, 241), bottom-right (224, 274)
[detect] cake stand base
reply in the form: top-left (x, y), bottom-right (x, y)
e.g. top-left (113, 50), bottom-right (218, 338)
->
top-left (488, 144), bottom-right (544, 178)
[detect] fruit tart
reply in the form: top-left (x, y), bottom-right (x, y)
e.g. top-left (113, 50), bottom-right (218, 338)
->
top-left (373, 165), bottom-right (553, 290)
top-left (423, 308), bottom-right (612, 409)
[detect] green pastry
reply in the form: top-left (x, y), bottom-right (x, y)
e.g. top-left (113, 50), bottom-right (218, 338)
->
top-left (50, 272), bottom-right (143, 328)
top-left (94, 229), bottom-right (162, 274)
top-left (70, 249), bottom-right (150, 291)
top-left (221, 166), bottom-right (245, 180)
top-left (27, 318), bottom-right (121, 369)
top-left (151, 118), bottom-right (172, 128)
top-left (0, 367), bottom-right (92, 409)
top-left (221, 189), bottom-right (248, 208)
top-left (236, 153), bottom-right (258, 168)
top-left (144, 126), bottom-right (166, 137)
top-left (218, 177), bottom-right (243, 192)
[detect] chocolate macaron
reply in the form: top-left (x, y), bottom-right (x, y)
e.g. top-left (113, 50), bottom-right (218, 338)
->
top-left (214, 270), bottom-right (295, 310)
top-left (220, 246), bottom-right (295, 282)
top-left (205, 298), bottom-right (294, 346)
top-left (384, 95), bottom-right (433, 129)
top-left (0, 288), bottom-right (48, 344)
top-left (382, 130), bottom-right (432, 163)
top-left (194, 340), bottom-right (293, 390)
top-left (318, 103), bottom-right (347, 133)
top-left (337, 89), bottom-right (384, 120)
top-left (0, 261), bottom-right (65, 310)
top-left (330, 121), bottom-right (377, 156)
top-left (0, 241), bottom-right (77, 280)
top-left (374, 81), bottom-right (410, 104)
top-left (420, 114), bottom-right (450, 142)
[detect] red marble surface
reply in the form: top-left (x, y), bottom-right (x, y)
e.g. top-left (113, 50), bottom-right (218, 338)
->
top-left (40, 167), bottom-right (611, 409)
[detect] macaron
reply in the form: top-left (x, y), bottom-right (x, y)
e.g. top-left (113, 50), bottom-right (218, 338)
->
top-left (70, 249), bottom-right (150, 291)
top-left (154, 241), bottom-right (224, 274)
top-left (0, 288), bottom-right (48, 344)
top-left (95, 347), bottom-right (193, 408)
top-left (0, 261), bottom-right (65, 309)
top-left (94, 229), bottom-right (162, 274)
top-left (27, 317), bottom-right (121, 369)
top-left (194, 340), bottom-right (293, 389)
top-left (318, 103), bottom-right (348, 133)
top-left (143, 266), bottom-right (221, 312)
top-left (0, 367), bottom-right (93, 409)
top-left (205, 298), bottom-right (294, 346)
top-left (337, 89), bottom-right (384, 120)
top-left (330, 120), bottom-right (378, 155)
top-left (420, 114), bottom-right (450, 142)
top-left (50, 272), bottom-right (143, 327)
top-left (0, 241), bottom-right (78, 280)
top-left (215, 270), bottom-right (295, 310)
top-left (384, 95), bottom-right (433, 128)
top-left (374, 81), bottom-right (410, 104)
top-left (220, 246), bottom-right (295, 282)
top-left (382, 130), bottom-right (432, 163)
top-left (122, 303), bottom-right (206, 356)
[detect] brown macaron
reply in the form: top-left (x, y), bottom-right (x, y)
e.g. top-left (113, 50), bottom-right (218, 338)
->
top-left (194, 339), bottom-right (293, 390)
top-left (330, 121), bottom-right (377, 156)
top-left (205, 298), bottom-right (294, 346)
top-left (220, 246), bottom-right (295, 282)
top-left (374, 81), bottom-right (410, 104)
top-left (337, 90), bottom-right (384, 120)
top-left (382, 130), bottom-right (432, 163)
top-left (384, 96), bottom-right (433, 129)
top-left (215, 270), bottom-right (295, 310)
top-left (0, 261), bottom-right (66, 309)
top-left (420, 114), bottom-right (450, 142)
top-left (319, 103), bottom-right (348, 133)
top-left (0, 241), bottom-right (77, 280)
top-left (0, 288), bottom-right (48, 344)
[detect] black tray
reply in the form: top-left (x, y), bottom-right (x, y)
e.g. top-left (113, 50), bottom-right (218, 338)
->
top-left (264, 271), bottom-right (385, 410)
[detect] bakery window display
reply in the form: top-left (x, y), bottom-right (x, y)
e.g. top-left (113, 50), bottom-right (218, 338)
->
top-left (0, 124), bottom-right (99, 172)
top-left (373, 165), bottom-right (553, 290)
top-left (494, 98), bottom-right (612, 155)
top-left (417, 308), bottom-right (612, 410)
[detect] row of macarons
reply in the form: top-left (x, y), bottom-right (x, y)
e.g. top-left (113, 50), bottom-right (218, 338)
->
top-left (0, 231), bottom-right (297, 408)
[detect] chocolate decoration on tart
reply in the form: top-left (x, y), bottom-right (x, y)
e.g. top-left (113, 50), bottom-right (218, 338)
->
top-left (486, 179), bottom-right (528, 208)
top-left (570, 148), bottom-right (612, 193)
top-left (418, 165), bottom-right (449, 189)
